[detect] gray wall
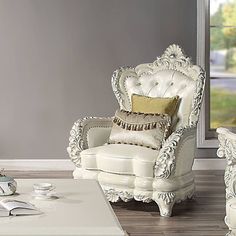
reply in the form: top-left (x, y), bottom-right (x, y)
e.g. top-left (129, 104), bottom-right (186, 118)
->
top-left (0, 0), bottom-right (197, 159)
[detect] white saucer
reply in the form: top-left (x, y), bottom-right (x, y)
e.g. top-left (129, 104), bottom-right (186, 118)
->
top-left (31, 192), bottom-right (57, 200)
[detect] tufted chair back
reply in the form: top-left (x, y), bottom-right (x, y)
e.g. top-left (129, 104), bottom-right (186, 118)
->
top-left (111, 44), bottom-right (205, 129)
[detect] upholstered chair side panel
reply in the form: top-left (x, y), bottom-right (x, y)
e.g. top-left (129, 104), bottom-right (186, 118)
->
top-left (172, 127), bottom-right (196, 177)
top-left (67, 117), bottom-right (113, 167)
top-left (154, 126), bottom-right (196, 179)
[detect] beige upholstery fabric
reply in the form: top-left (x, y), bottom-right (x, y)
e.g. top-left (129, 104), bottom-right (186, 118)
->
top-left (81, 144), bottom-right (158, 178)
top-left (108, 110), bottom-right (170, 150)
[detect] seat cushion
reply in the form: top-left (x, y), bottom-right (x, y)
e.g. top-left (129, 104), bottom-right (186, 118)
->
top-left (80, 144), bottom-right (159, 178)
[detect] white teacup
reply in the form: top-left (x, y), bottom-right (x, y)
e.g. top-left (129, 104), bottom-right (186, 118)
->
top-left (33, 183), bottom-right (55, 196)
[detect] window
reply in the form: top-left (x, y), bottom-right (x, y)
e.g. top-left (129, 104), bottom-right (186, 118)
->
top-left (210, 0), bottom-right (236, 129)
top-left (197, 0), bottom-right (236, 148)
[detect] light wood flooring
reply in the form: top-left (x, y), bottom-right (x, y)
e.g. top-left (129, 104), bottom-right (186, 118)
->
top-left (6, 170), bottom-right (228, 236)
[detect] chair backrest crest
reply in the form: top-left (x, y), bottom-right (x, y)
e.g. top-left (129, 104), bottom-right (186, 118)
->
top-left (111, 44), bottom-right (205, 129)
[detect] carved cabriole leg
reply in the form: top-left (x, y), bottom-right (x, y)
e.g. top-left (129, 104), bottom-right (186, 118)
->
top-left (157, 201), bottom-right (174, 217)
top-left (152, 183), bottom-right (195, 217)
top-left (153, 192), bottom-right (175, 217)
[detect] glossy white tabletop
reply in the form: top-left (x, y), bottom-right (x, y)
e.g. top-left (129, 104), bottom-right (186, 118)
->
top-left (0, 179), bottom-right (125, 236)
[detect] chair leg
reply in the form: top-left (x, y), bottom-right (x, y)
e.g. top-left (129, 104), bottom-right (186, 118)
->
top-left (153, 192), bottom-right (175, 217)
top-left (158, 201), bottom-right (174, 217)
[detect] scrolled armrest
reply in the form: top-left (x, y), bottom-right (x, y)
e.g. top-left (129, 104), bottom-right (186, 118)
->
top-left (154, 125), bottom-right (196, 179)
top-left (67, 117), bottom-right (113, 167)
top-left (217, 127), bottom-right (236, 165)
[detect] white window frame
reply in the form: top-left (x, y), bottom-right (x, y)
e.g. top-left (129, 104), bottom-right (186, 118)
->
top-left (197, 0), bottom-right (219, 148)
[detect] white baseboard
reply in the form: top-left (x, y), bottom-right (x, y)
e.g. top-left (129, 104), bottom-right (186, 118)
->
top-left (192, 158), bottom-right (226, 170)
top-left (0, 159), bottom-right (75, 171)
top-left (0, 158), bottom-right (226, 171)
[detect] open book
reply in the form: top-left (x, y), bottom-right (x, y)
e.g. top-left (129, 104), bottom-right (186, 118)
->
top-left (0, 199), bottom-right (41, 217)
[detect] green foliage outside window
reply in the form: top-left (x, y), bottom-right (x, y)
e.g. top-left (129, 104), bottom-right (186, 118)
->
top-left (225, 48), bottom-right (236, 72)
top-left (210, 5), bottom-right (226, 50)
top-left (222, 1), bottom-right (236, 44)
top-left (211, 0), bottom-right (236, 71)
top-left (211, 1), bottom-right (236, 49)
top-left (210, 88), bottom-right (236, 128)
top-left (210, 1), bottom-right (236, 129)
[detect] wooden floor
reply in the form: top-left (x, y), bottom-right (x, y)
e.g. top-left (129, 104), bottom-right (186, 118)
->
top-left (6, 170), bottom-right (228, 236)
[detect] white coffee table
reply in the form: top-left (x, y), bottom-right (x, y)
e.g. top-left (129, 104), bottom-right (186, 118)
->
top-left (0, 179), bottom-right (126, 236)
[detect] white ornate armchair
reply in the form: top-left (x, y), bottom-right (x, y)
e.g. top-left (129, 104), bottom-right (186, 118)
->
top-left (67, 45), bottom-right (205, 217)
top-left (217, 128), bottom-right (236, 236)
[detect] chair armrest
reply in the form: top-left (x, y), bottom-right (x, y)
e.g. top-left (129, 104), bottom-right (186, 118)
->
top-left (67, 117), bottom-right (113, 167)
top-left (154, 125), bottom-right (196, 179)
top-left (217, 127), bottom-right (236, 165)
top-left (217, 128), bottom-right (236, 201)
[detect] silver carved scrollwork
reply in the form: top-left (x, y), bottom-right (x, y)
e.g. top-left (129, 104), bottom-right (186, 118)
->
top-left (103, 188), bottom-right (120, 202)
top-left (111, 68), bottom-right (124, 107)
top-left (102, 188), bottom-right (133, 203)
top-left (154, 126), bottom-right (195, 179)
top-left (217, 133), bottom-right (226, 159)
top-left (154, 44), bottom-right (192, 71)
top-left (67, 117), bottom-right (89, 167)
top-left (155, 192), bottom-right (175, 205)
top-left (67, 117), bottom-right (112, 167)
top-left (189, 68), bottom-right (206, 126)
top-left (111, 66), bottom-right (133, 110)
top-left (217, 130), bottom-right (236, 201)
top-left (119, 191), bottom-right (134, 202)
top-left (225, 166), bottom-right (236, 200)
top-left (225, 138), bottom-right (236, 166)
top-left (134, 194), bottom-right (152, 203)
top-left (103, 187), bottom-right (154, 203)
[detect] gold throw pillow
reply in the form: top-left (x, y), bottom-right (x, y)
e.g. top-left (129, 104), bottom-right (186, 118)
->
top-left (108, 109), bottom-right (171, 150)
top-left (131, 94), bottom-right (180, 116)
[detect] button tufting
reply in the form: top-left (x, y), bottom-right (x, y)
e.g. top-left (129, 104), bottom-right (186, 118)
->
top-left (170, 82), bottom-right (174, 86)
top-left (155, 82), bottom-right (159, 85)
top-left (136, 82), bottom-right (141, 86)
